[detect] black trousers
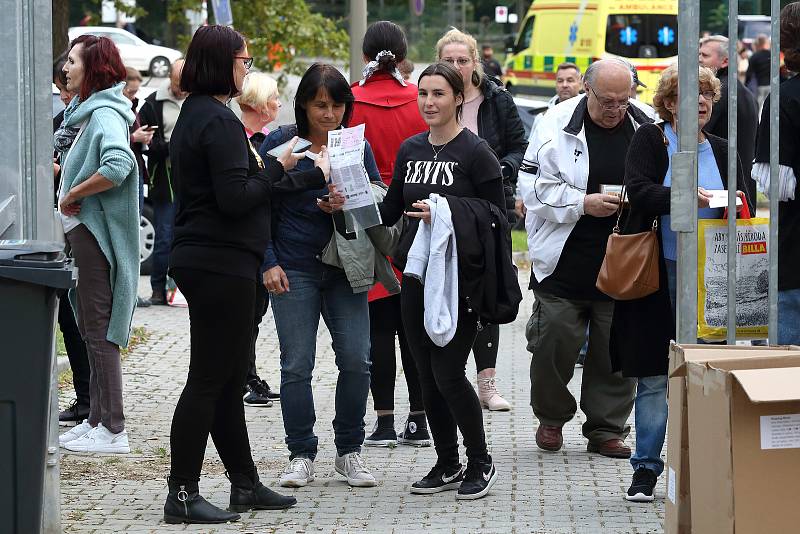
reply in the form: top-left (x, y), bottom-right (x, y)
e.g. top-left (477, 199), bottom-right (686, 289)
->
top-left (58, 292), bottom-right (90, 407)
top-left (472, 323), bottom-right (499, 372)
top-left (169, 268), bottom-right (256, 483)
top-left (401, 276), bottom-right (488, 466)
top-left (247, 282), bottom-right (271, 383)
top-left (368, 295), bottom-right (424, 413)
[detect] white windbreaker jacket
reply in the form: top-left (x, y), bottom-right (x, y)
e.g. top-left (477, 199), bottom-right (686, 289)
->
top-left (518, 94), bottom-right (656, 284)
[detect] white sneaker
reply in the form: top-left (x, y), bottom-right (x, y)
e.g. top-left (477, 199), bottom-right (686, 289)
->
top-left (63, 423), bottom-right (130, 454)
top-left (279, 457), bottom-right (315, 487)
top-left (335, 452), bottom-right (376, 487)
top-left (59, 419), bottom-right (93, 446)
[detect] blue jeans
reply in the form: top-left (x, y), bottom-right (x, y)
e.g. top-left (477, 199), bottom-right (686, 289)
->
top-left (150, 199), bottom-right (178, 294)
top-left (778, 289), bottom-right (800, 344)
top-left (270, 267), bottom-right (371, 460)
top-left (630, 375), bottom-right (668, 475)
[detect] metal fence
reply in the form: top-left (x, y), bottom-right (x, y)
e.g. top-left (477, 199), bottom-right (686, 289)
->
top-left (674, 0), bottom-right (783, 345)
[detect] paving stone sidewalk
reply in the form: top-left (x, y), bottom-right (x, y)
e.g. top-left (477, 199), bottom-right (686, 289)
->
top-left (58, 271), bottom-right (665, 533)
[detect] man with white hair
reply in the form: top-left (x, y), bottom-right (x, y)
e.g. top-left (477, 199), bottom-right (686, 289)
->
top-left (519, 59), bottom-right (656, 458)
top-left (699, 35), bottom-right (759, 203)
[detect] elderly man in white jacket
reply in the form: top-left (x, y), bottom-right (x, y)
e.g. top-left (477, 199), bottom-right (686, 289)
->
top-left (518, 59), bottom-right (656, 459)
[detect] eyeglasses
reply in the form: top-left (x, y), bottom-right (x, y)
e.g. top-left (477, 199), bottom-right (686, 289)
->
top-left (441, 57), bottom-right (473, 67)
top-left (699, 90), bottom-right (716, 101)
top-left (588, 85), bottom-right (630, 111)
top-left (235, 56), bottom-right (254, 70)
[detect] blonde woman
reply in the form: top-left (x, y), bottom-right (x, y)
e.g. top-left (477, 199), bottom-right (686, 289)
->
top-left (435, 28), bottom-right (528, 411)
top-left (235, 71), bottom-right (285, 408)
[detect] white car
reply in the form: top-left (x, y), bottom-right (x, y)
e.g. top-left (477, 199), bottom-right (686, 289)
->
top-left (68, 26), bottom-right (182, 78)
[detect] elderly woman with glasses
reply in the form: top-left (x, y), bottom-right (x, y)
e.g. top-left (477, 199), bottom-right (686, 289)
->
top-left (610, 63), bottom-right (751, 503)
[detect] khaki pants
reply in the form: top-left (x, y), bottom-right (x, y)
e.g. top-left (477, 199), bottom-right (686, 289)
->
top-left (526, 291), bottom-right (634, 442)
top-left (67, 224), bottom-right (125, 434)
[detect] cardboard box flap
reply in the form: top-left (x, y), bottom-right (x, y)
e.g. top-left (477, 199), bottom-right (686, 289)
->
top-left (730, 367), bottom-right (800, 402)
top-left (669, 343), bottom-right (800, 378)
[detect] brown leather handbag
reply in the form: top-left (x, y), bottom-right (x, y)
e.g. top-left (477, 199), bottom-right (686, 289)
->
top-left (596, 184), bottom-right (660, 300)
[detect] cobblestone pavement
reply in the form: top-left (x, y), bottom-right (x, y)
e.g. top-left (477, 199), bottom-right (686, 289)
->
top-left (58, 272), bottom-right (665, 533)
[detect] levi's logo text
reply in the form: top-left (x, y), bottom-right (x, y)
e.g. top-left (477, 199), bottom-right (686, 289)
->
top-left (405, 161), bottom-right (458, 186)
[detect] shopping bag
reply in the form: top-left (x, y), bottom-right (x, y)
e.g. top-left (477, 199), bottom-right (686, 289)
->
top-left (697, 217), bottom-right (769, 340)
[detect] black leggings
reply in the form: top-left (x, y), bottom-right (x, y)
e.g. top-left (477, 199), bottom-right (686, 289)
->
top-left (58, 292), bottom-right (90, 407)
top-left (169, 268), bottom-right (256, 483)
top-left (401, 276), bottom-right (488, 466)
top-left (472, 323), bottom-right (499, 372)
top-left (368, 295), bottom-right (424, 413)
top-left (247, 282), bottom-right (271, 383)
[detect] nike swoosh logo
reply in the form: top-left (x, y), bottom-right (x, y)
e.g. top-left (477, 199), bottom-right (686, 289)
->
top-left (442, 470), bottom-right (461, 483)
top-left (482, 468), bottom-right (492, 482)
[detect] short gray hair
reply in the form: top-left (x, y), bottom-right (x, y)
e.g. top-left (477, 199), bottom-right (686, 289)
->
top-left (700, 35), bottom-right (729, 60)
top-left (584, 59), bottom-right (632, 86)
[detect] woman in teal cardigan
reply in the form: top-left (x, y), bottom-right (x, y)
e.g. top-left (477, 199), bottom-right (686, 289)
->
top-left (54, 35), bottom-right (139, 454)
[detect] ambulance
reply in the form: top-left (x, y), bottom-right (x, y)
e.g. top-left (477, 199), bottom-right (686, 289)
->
top-left (503, 0), bottom-right (679, 103)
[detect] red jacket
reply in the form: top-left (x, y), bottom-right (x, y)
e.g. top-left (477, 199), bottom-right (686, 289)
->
top-left (350, 72), bottom-right (428, 302)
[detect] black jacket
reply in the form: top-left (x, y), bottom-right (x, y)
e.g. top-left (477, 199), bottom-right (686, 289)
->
top-left (138, 92), bottom-right (173, 203)
top-left (610, 123), bottom-right (752, 377)
top-left (477, 75), bottom-right (528, 223)
top-left (446, 195), bottom-right (522, 325)
top-left (704, 66), bottom-right (759, 203)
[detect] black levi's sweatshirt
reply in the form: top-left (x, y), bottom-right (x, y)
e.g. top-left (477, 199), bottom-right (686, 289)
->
top-left (169, 94), bottom-right (325, 280)
top-left (378, 129), bottom-right (505, 264)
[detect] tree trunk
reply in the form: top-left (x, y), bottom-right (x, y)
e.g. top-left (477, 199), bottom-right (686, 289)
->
top-left (52, 0), bottom-right (70, 58)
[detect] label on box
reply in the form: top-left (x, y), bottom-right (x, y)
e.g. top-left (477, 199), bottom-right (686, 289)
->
top-left (760, 414), bottom-right (800, 450)
top-left (667, 467), bottom-right (676, 504)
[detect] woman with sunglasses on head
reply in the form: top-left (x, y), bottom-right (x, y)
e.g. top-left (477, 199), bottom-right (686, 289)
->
top-left (435, 28), bottom-right (528, 412)
top-left (164, 25), bottom-right (325, 524)
top-left (376, 62), bottom-right (504, 500)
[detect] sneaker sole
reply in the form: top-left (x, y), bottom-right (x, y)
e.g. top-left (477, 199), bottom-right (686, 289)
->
top-left (63, 444), bottom-right (130, 454)
top-left (409, 481), bottom-right (461, 494)
top-left (279, 476), bottom-right (313, 488)
top-left (625, 492), bottom-right (655, 502)
top-left (59, 420), bottom-right (81, 427)
top-left (455, 469), bottom-right (498, 500)
top-left (243, 401), bottom-right (273, 407)
top-left (363, 439), bottom-right (397, 447)
top-left (398, 437), bottom-right (431, 447)
top-left (335, 467), bottom-right (376, 487)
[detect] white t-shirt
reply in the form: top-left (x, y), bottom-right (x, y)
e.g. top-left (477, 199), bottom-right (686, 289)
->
top-left (460, 93), bottom-right (484, 135)
top-left (58, 123), bottom-right (86, 233)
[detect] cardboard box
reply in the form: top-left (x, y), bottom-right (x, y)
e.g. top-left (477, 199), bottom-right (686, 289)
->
top-left (664, 344), bottom-right (800, 534)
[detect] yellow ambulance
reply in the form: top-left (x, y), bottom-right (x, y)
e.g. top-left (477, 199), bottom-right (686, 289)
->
top-left (503, 0), bottom-right (678, 102)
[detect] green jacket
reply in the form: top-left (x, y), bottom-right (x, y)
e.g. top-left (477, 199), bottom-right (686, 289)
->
top-left (61, 83), bottom-right (139, 347)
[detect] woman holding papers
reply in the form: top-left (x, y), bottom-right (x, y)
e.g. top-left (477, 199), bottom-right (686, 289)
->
top-left (258, 63), bottom-right (382, 490)
top-left (610, 64), bottom-right (750, 504)
top-left (164, 25), bottom-right (323, 524)
top-left (376, 62), bottom-right (505, 500)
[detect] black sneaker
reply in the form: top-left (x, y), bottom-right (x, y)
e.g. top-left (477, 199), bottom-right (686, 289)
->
top-left (364, 415), bottom-right (397, 447)
top-left (150, 290), bottom-right (168, 306)
top-left (59, 399), bottom-right (90, 427)
top-left (625, 467), bottom-right (657, 502)
top-left (398, 413), bottom-right (431, 447)
top-left (456, 456), bottom-right (498, 500)
top-left (259, 380), bottom-right (280, 401)
top-left (243, 379), bottom-right (273, 407)
top-left (136, 296), bottom-right (151, 308)
top-left (410, 463), bottom-right (464, 494)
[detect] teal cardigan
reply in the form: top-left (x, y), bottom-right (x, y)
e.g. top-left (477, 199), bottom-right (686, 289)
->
top-left (60, 83), bottom-right (139, 347)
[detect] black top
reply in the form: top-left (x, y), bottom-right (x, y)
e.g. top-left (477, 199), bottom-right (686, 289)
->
top-left (747, 49), bottom-right (772, 87)
top-left (482, 58), bottom-right (503, 78)
top-left (532, 112), bottom-right (634, 300)
top-left (378, 129), bottom-right (505, 263)
top-left (169, 94), bottom-right (325, 280)
top-left (754, 75), bottom-right (800, 290)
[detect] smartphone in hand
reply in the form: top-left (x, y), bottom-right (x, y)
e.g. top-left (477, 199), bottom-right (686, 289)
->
top-left (266, 137), bottom-right (312, 158)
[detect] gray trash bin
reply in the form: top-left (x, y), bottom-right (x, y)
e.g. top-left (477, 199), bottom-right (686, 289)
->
top-left (0, 240), bottom-right (75, 534)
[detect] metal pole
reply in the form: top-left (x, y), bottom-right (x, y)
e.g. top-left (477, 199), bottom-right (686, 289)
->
top-left (42, 327), bottom-right (61, 534)
top-left (349, 0), bottom-right (367, 83)
top-left (674, 0), bottom-right (700, 344)
top-left (767, 0), bottom-right (780, 341)
top-left (725, 0), bottom-right (739, 345)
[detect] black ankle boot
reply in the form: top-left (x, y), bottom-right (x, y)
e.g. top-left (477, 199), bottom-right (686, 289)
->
top-left (227, 469), bottom-right (297, 512)
top-left (164, 477), bottom-right (240, 525)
